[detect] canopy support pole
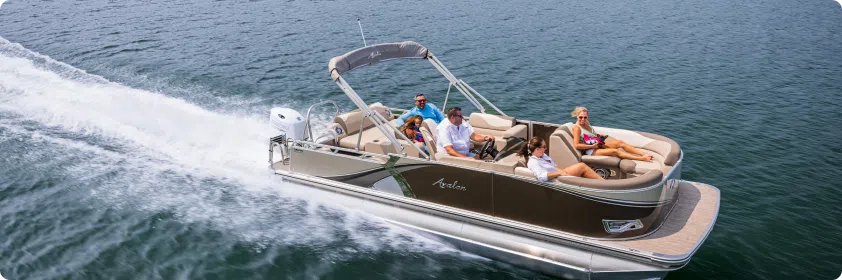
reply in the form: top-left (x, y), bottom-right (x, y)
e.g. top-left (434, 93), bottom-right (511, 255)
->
top-left (335, 77), bottom-right (429, 159)
top-left (426, 54), bottom-right (506, 116)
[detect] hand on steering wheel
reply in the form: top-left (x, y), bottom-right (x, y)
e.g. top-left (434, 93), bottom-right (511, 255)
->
top-left (477, 136), bottom-right (495, 160)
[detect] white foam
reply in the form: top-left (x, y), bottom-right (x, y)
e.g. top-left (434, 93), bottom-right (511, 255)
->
top-left (0, 37), bottom-right (461, 256)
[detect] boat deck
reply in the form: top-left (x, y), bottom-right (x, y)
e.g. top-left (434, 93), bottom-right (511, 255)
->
top-left (600, 181), bottom-right (720, 258)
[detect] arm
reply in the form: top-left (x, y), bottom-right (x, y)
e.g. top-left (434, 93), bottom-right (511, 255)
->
top-left (445, 145), bottom-right (472, 158)
top-left (571, 125), bottom-right (599, 150)
top-left (470, 132), bottom-right (491, 142)
top-left (395, 110), bottom-right (417, 126)
top-left (526, 158), bottom-right (568, 182)
top-left (432, 104), bottom-right (446, 123)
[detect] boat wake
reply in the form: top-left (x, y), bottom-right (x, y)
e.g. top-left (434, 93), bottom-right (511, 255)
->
top-left (0, 37), bottom-right (462, 259)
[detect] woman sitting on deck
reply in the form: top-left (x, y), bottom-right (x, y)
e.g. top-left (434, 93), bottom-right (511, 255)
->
top-left (571, 106), bottom-right (653, 161)
top-left (519, 136), bottom-right (604, 181)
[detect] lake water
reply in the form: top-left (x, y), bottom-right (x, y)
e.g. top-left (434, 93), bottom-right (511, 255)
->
top-left (1, 0), bottom-right (841, 279)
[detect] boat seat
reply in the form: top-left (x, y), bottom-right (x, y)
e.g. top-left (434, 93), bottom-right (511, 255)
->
top-left (419, 119), bottom-right (439, 160)
top-left (423, 118), bottom-right (518, 173)
top-left (468, 113), bottom-right (528, 150)
top-left (549, 127), bottom-right (620, 169)
top-left (365, 137), bottom-right (427, 158)
top-left (333, 103), bottom-right (395, 151)
top-left (553, 123), bottom-right (680, 176)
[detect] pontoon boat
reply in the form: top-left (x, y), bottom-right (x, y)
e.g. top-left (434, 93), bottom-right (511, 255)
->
top-left (267, 41), bottom-right (719, 280)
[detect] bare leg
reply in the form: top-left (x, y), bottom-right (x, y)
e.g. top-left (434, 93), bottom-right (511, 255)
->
top-left (563, 163), bottom-right (605, 180)
top-left (615, 149), bottom-right (650, 161)
top-left (606, 140), bottom-right (652, 160)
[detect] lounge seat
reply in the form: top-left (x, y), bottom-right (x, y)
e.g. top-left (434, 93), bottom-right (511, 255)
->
top-left (331, 103), bottom-right (396, 151)
top-left (514, 166), bottom-right (663, 190)
top-left (551, 123), bottom-right (680, 176)
top-left (468, 113), bottom-right (528, 150)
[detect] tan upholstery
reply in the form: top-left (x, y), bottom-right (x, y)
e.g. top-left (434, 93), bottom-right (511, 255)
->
top-left (333, 103), bottom-right (402, 152)
top-left (436, 152), bottom-right (482, 168)
top-left (339, 126), bottom-right (386, 150)
top-left (364, 138), bottom-right (393, 155)
top-left (548, 128), bottom-right (582, 168)
top-left (419, 119), bottom-right (439, 160)
top-left (514, 167), bottom-right (534, 178)
top-left (560, 123), bottom-right (680, 165)
top-left (333, 103), bottom-right (395, 136)
top-left (334, 109), bottom-right (368, 136)
top-left (468, 113), bottom-right (528, 150)
top-left (468, 113), bottom-right (516, 130)
top-left (383, 139), bottom-right (426, 158)
top-left (555, 170), bottom-right (663, 190)
top-left (499, 153), bottom-right (524, 165)
top-left (581, 155), bottom-right (621, 167)
top-left (478, 160), bottom-right (518, 174)
top-left (326, 123), bottom-right (346, 143)
top-left (368, 102), bottom-right (393, 120)
top-left (639, 132), bottom-right (681, 165)
top-left (619, 159), bottom-right (669, 175)
top-left (553, 123), bottom-right (681, 176)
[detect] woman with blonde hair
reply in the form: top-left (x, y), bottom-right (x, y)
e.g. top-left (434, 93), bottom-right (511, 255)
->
top-left (518, 136), bottom-right (604, 181)
top-left (570, 107), bottom-right (653, 161)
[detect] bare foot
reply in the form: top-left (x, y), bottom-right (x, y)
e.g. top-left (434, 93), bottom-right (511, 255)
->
top-left (643, 154), bottom-right (654, 161)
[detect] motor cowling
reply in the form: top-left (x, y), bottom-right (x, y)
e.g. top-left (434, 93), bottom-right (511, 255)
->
top-left (269, 108), bottom-right (306, 141)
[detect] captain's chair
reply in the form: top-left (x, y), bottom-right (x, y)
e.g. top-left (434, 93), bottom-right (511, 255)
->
top-left (420, 118), bottom-right (518, 173)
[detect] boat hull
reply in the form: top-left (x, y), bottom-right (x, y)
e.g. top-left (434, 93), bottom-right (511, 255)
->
top-left (274, 166), bottom-right (719, 279)
top-left (288, 146), bottom-right (680, 239)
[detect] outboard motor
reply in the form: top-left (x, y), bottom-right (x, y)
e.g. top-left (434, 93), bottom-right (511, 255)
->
top-left (270, 107), bottom-right (306, 141)
top-left (269, 108), bottom-right (306, 164)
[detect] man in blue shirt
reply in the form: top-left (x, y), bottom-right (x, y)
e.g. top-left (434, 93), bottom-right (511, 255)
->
top-left (395, 93), bottom-right (446, 126)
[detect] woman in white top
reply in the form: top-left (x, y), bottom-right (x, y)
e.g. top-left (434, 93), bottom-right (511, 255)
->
top-left (518, 136), bottom-right (604, 182)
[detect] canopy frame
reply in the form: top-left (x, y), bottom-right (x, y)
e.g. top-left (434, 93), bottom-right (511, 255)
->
top-left (328, 41), bottom-right (507, 158)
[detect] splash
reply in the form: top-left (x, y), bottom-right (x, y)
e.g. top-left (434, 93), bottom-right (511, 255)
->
top-left (0, 37), bottom-right (460, 256)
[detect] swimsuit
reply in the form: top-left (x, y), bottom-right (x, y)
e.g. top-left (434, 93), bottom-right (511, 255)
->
top-left (578, 125), bottom-right (599, 155)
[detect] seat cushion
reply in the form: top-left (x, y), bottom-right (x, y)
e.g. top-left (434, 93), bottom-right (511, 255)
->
top-left (619, 159), bottom-right (665, 175)
top-left (334, 103), bottom-right (394, 136)
top-left (339, 126), bottom-right (387, 150)
top-left (514, 167), bottom-right (534, 178)
top-left (436, 152), bottom-right (482, 168)
top-left (468, 113), bottom-right (515, 130)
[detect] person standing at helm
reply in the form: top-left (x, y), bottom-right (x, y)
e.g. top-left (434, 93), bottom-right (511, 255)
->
top-left (436, 107), bottom-right (492, 160)
top-left (395, 93), bottom-right (446, 126)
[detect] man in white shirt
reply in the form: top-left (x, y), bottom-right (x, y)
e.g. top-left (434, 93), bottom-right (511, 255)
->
top-left (436, 107), bottom-right (493, 160)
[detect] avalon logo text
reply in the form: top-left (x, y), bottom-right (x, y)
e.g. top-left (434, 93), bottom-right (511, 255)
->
top-left (432, 178), bottom-right (467, 191)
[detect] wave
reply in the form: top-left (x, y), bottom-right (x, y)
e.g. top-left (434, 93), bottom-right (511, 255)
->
top-left (0, 36), bottom-right (458, 257)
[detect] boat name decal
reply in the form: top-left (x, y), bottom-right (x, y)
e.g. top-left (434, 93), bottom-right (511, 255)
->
top-left (369, 51), bottom-right (382, 59)
top-left (432, 178), bottom-right (466, 191)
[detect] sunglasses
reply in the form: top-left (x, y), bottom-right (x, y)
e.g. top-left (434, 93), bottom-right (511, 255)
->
top-left (453, 114), bottom-right (463, 118)
top-left (416, 99), bottom-right (427, 103)
top-left (577, 116), bottom-right (588, 120)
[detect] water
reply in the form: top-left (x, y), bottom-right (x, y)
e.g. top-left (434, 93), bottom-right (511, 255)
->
top-left (1, 0), bottom-right (841, 279)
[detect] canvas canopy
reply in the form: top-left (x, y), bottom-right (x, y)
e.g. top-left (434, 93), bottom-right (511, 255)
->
top-left (328, 41), bottom-right (429, 80)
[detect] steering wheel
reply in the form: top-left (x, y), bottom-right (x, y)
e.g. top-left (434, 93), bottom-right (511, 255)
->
top-left (478, 138), bottom-right (495, 160)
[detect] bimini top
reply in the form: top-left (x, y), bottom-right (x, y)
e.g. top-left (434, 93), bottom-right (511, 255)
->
top-left (328, 41), bottom-right (429, 80)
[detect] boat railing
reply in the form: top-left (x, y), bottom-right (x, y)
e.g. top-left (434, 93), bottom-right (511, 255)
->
top-left (303, 100), bottom-right (341, 142)
top-left (268, 133), bottom-right (289, 168)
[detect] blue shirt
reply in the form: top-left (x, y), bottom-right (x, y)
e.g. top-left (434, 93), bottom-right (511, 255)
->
top-left (395, 103), bottom-right (445, 126)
